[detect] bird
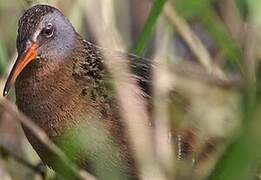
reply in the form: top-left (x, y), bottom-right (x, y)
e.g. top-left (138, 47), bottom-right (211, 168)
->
top-left (3, 4), bottom-right (152, 180)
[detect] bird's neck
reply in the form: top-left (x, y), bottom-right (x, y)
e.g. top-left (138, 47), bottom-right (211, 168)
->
top-left (15, 37), bottom-right (96, 137)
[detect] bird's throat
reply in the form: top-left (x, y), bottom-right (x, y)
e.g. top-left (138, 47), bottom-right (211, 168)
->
top-left (15, 54), bottom-right (86, 137)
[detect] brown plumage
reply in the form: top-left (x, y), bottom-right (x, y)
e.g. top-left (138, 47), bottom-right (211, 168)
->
top-left (4, 4), bottom-right (152, 180)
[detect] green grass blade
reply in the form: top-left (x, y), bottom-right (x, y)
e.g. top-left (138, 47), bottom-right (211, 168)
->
top-left (209, 79), bottom-right (258, 180)
top-left (132, 0), bottom-right (167, 56)
top-left (175, 0), bottom-right (242, 68)
top-left (209, 1), bottom-right (261, 178)
top-left (209, 127), bottom-right (261, 180)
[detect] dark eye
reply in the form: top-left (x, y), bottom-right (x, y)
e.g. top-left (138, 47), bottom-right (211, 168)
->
top-left (42, 23), bottom-right (54, 38)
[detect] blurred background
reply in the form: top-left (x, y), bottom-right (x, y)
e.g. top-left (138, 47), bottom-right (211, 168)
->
top-left (0, 0), bottom-right (260, 180)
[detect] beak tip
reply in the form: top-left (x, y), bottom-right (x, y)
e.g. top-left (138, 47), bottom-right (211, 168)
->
top-left (3, 90), bottom-right (8, 97)
top-left (3, 83), bottom-right (10, 97)
top-left (3, 42), bottom-right (38, 97)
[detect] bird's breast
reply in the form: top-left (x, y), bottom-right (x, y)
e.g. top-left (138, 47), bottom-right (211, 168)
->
top-left (15, 60), bottom-right (90, 138)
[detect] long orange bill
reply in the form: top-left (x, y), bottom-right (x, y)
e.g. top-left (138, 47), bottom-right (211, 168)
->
top-left (3, 42), bottom-right (38, 96)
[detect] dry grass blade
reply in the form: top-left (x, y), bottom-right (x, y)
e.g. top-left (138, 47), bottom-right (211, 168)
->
top-left (0, 160), bottom-right (12, 180)
top-left (217, 0), bottom-right (243, 46)
top-left (164, 2), bottom-right (226, 80)
top-left (0, 144), bottom-right (45, 175)
top-left (153, 18), bottom-right (176, 179)
top-left (83, 0), bottom-right (167, 179)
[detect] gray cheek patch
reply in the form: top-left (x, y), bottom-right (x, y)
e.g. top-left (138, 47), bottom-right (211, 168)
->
top-left (37, 11), bottom-right (77, 62)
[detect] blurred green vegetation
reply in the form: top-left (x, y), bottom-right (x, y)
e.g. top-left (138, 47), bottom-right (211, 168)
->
top-left (132, 0), bottom-right (166, 55)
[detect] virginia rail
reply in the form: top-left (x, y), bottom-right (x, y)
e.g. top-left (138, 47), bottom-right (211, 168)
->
top-left (3, 4), bottom-right (152, 180)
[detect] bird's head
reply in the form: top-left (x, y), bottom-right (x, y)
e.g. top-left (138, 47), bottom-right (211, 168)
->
top-left (3, 4), bottom-right (76, 96)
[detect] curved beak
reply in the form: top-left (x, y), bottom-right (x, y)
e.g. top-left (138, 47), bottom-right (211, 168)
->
top-left (3, 42), bottom-right (38, 96)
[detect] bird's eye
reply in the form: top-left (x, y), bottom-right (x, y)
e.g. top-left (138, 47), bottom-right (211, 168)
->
top-left (42, 23), bottom-right (54, 38)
